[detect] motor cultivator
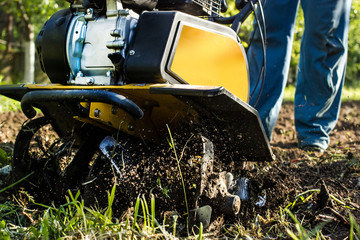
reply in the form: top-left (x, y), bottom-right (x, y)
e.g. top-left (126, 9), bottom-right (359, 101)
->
top-left (0, 0), bottom-right (274, 228)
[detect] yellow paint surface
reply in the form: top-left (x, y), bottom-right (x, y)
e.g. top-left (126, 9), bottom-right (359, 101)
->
top-left (170, 25), bottom-right (249, 102)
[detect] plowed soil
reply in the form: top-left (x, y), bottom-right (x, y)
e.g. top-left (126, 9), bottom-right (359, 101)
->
top-left (0, 101), bottom-right (359, 238)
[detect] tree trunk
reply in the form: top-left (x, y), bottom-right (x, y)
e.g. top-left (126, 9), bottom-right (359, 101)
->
top-left (23, 24), bottom-right (35, 84)
top-left (17, 0), bottom-right (35, 84)
top-left (6, 14), bottom-right (13, 51)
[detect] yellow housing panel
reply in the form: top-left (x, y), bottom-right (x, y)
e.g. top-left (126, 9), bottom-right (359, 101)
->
top-left (169, 24), bottom-right (249, 102)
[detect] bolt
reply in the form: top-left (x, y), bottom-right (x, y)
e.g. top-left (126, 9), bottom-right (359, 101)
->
top-left (106, 70), bottom-right (112, 77)
top-left (127, 124), bottom-right (135, 131)
top-left (87, 8), bottom-right (94, 15)
top-left (86, 77), bottom-right (95, 85)
top-left (111, 106), bottom-right (118, 114)
top-left (94, 109), bottom-right (101, 118)
top-left (118, 9), bottom-right (130, 16)
top-left (129, 50), bottom-right (135, 56)
top-left (110, 29), bottom-right (121, 37)
top-left (106, 40), bottom-right (124, 49)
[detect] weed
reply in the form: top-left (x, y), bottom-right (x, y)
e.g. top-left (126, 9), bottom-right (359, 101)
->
top-left (349, 213), bottom-right (360, 240)
top-left (285, 209), bottom-right (328, 240)
top-left (166, 124), bottom-right (190, 232)
top-left (0, 172), bottom-right (34, 194)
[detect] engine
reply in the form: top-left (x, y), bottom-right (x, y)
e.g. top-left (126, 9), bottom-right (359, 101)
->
top-left (36, 0), bottom-right (226, 86)
top-left (35, 0), bottom-right (250, 103)
top-left (36, 2), bottom-right (138, 85)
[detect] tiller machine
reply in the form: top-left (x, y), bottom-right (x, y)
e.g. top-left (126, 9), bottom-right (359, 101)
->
top-left (0, 0), bottom-right (274, 227)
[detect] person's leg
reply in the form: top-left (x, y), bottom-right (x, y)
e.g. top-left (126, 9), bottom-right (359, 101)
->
top-left (247, 0), bottom-right (299, 140)
top-left (295, 0), bottom-right (352, 149)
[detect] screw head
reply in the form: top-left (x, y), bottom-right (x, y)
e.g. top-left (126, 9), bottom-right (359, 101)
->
top-left (129, 50), bottom-right (135, 56)
top-left (111, 106), bottom-right (118, 114)
top-left (94, 109), bottom-right (101, 117)
top-left (127, 124), bottom-right (135, 131)
top-left (87, 8), bottom-right (94, 15)
top-left (86, 77), bottom-right (95, 85)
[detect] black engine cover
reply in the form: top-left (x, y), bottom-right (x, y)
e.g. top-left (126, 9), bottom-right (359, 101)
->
top-left (36, 9), bottom-right (73, 84)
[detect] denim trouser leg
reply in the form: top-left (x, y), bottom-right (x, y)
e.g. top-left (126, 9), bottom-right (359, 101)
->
top-left (248, 0), bottom-right (352, 149)
top-left (248, 0), bottom-right (299, 140)
top-left (295, 0), bottom-right (352, 149)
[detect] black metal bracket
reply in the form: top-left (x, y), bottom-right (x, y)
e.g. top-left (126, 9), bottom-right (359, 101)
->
top-left (21, 90), bottom-right (144, 120)
top-left (212, 0), bottom-right (258, 34)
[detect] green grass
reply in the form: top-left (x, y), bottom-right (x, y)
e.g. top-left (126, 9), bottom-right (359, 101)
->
top-left (342, 86), bottom-right (360, 101)
top-left (0, 187), bottom-right (205, 239)
top-left (283, 85), bottom-right (360, 102)
top-left (1, 188), bottom-right (358, 239)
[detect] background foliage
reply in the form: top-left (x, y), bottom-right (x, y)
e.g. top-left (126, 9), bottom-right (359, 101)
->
top-left (347, 0), bottom-right (360, 87)
top-left (0, 0), bottom-right (69, 83)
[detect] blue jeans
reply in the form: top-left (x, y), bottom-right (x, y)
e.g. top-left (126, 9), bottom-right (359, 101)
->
top-left (247, 0), bottom-right (352, 149)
